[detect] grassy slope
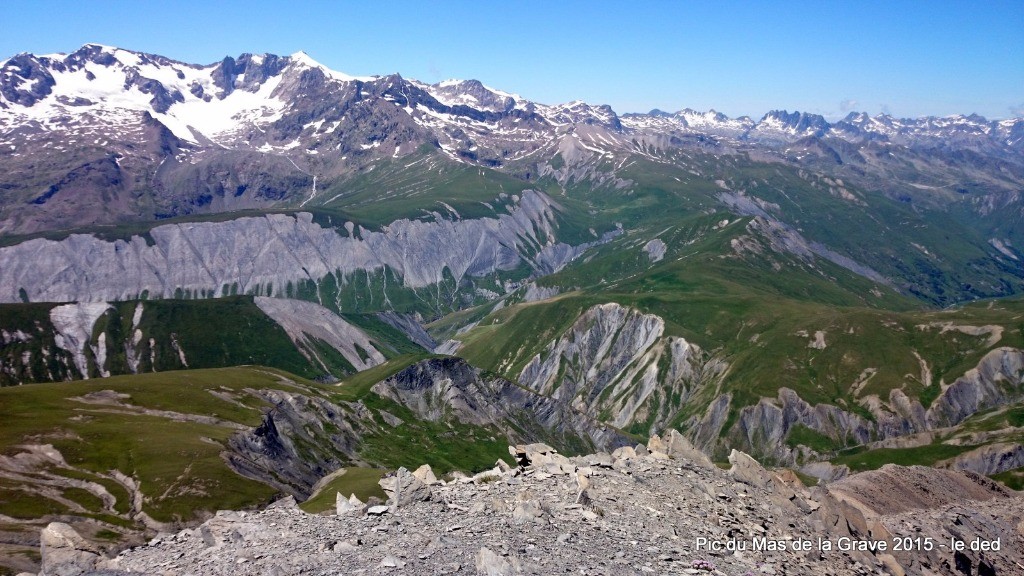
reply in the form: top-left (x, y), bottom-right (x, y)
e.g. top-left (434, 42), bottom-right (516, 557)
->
top-left (0, 296), bottom-right (432, 386)
top-left (0, 358), bottom-right (518, 543)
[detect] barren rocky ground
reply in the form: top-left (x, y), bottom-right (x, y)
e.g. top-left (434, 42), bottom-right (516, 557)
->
top-left (31, 433), bottom-right (1023, 576)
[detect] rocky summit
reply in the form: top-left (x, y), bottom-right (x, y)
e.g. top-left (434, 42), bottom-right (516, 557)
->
top-left (35, 437), bottom-right (1022, 576)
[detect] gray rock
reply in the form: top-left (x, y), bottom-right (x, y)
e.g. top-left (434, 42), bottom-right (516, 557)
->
top-left (475, 547), bottom-right (516, 575)
top-left (336, 492), bottom-right (363, 515)
top-left (642, 238), bottom-right (667, 262)
top-left (0, 191), bottom-right (578, 303)
top-left (945, 442), bottom-right (1024, 475)
top-left (412, 463), bottom-right (439, 485)
top-left (40, 522), bottom-right (105, 575)
top-left (379, 467), bottom-right (431, 507)
top-left (663, 429), bottom-right (715, 469)
top-left (380, 555), bottom-right (406, 568)
top-left (727, 449), bottom-right (772, 489)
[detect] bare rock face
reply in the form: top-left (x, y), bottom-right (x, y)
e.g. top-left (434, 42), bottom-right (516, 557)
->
top-left (642, 238), bottom-right (666, 262)
top-left (943, 442), bottom-right (1024, 475)
top-left (662, 429), bottom-right (715, 469)
top-left (39, 522), bottom-right (107, 575)
top-left (517, 303), bottom-right (727, 435)
top-left (926, 347), bottom-right (1024, 428)
top-left (224, 389), bottom-right (377, 498)
top-left (253, 297), bottom-right (386, 371)
top-left (0, 190), bottom-right (577, 304)
top-left (691, 346), bottom-right (1024, 465)
top-left (371, 356), bottom-right (631, 451)
top-left (47, 303), bottom-right (113, 380)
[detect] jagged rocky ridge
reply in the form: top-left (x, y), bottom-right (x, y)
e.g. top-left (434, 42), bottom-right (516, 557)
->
top-left (516, 303), bottom-right (727, 434)
top-left (226, 356), bottom-right (633, 499)
top-left (0, 190), bottom-right (588, 304)
top-left (37, 437), bottom-right (1024, 576)
top-left (698, 347), bottom-right (1024, 467)
top-left (372, 356), bottom-right (630, 451)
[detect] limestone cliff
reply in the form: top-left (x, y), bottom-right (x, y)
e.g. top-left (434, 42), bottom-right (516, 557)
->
top-left (371, 357), bottom-right (630, 452)
top-left (517, 303), bottom-right (726, 436)
top-left (0, 190), bottom-right (582, 305)
top-left (694, 347), bottom-right (1024, 465)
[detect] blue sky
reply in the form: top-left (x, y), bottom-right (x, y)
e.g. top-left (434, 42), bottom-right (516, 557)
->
top-left (2, 0), bottom-right (1021, 119)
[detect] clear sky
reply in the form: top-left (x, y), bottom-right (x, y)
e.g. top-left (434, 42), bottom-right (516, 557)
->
top-left (1, 0), bottom-right (1021, 120)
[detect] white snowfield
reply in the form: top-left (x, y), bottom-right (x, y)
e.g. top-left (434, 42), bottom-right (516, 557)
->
top-left (4, 43), bottom-right (1016, 161)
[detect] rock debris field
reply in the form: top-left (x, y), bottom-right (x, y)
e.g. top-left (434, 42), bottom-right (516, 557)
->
top-left (37, 432), bottom-right (1023, 576)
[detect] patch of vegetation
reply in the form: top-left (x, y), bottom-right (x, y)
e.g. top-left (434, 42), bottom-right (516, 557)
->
top-left (832, 442), bottom-right (977, 472)
top-left (785, 425), bottom-right (843, 453)
top-left (0, 367), bottom-right (299, 526)
top-left (299, 468), bottom-right (387, 514)
top-left (991, 467), bottom-right (1024, 491)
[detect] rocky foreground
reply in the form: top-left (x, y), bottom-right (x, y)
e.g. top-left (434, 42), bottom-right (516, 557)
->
top-left (35, 432), bottom-right (1023, 576)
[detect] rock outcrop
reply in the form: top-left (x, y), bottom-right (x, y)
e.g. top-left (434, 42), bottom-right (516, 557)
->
top-left (517, 303), bottom-right (727, 435)
top-left (47, 303), bottom-right (113, 379)
top-left (371, 356), bottom-right (630, 450)
top-left (692, 347), bottom-right (1024, 465)
top-left (0, 298), bottom-right (394, 384)
top-left (39, 522), bottom-right (109, 575)
top-left (926, 347), bottom-right (1024, 428)
top-left (0, 190), bottom-right (581, 304)
top-left (942, 442), bottom-right (1024, 475)
top-left (253, 297), bottom-right (385, 372)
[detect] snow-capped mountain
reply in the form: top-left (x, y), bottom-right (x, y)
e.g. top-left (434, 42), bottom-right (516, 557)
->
top-left (0, 44), bottom-right (1021, 235)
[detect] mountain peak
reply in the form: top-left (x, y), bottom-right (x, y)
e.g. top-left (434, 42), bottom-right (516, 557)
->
top-left (287, 50), bottom-right (370, 83)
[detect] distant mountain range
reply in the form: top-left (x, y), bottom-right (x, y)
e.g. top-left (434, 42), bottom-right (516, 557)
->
top-left (1, 44), bottom-right (1021, 236)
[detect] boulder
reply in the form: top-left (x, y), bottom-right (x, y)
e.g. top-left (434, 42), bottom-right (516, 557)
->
top-left (379, 467), bottom-right (432, 507)
top-left (646, 434), bottom-right (666, 454)
top-left (587, 452), bottom-right (614, 468)
top-left (611, 446), bottom-right (636, 461)
top-left (413, 463), bottom-right (439, 485)
top-left (476, 546), bottom-right (516, 575)
top-left (472, 466), bottom-right (505, 483)
top-left (663, 429), bottom-right (715, 469)
top-left (336, 492), bottom-right (363, 515)
top-left (727, 449), bottom-right (772, 489)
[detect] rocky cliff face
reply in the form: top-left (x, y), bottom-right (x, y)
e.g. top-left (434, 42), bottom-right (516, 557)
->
top-left (253, 297), bottom-right (385, 373)
top-left (372, 357), bottom-right (630, 451)
top-left (941, 443), bottom-right (1024, 476)
top-left (517, 303), bottom-right (727, 435)
top-left (729, 388), bottom-right (875, 463)
top-left (0, 190), bottom-right (579, 306)
top-left (926, 347), bottom-right (1024, 428)
top-left (225, 388), bottom-right (379, 498)
top-left (694, 347), bottom-right (1024, 464)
